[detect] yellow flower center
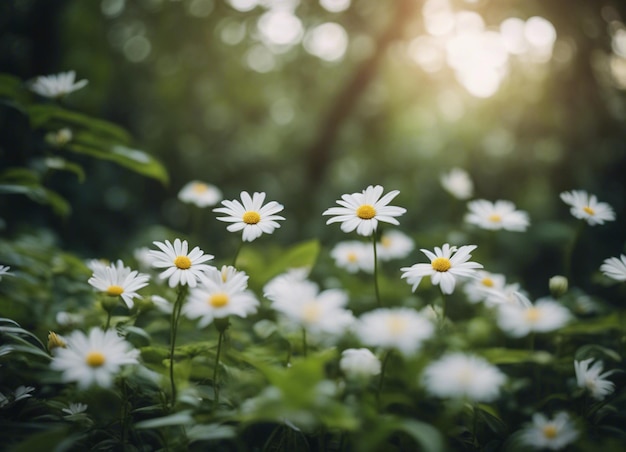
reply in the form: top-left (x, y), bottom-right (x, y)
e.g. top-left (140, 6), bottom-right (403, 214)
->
top-left (106, 285), bottom-right (124, 296)
top-left (302, 303), bottom-right (322, 323)
top-left (356, 204), bottom-right (376, 220)
top-left (542, 425), bottom-right (558, 439)
top-left (347, 252), bottom-right (358, 263)
top-left (243, 211), bottom-right (261, 224)
top-left (192, 182), bottom-right (208, 193)
top-left (86, 351), bottom-right (106, 368)
top-left (386, 315), bottom-right (408, 335)
top-left (583, 206), bottom-right (595, 216)
top-left (488, 214), bottom-right (502, 223)
top-left (381, 236), bottom-right (392, 248)
top-left (208, 293), bottom-right (229, 308)
top-left (525, 307), bottom-right (541, 323)
top-left (431, 257), bottom-right (452, 272)
top-left (481, 277), bottom-right (494, 287)
top-left (174, 255), bottom-right (191, 269)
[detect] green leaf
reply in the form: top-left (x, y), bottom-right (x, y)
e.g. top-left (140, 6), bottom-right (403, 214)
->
top-left (238, 240), bottom-right (320, 284)
top-left (560, 314), bottom-right (621, 335)
top-left (574, 344), bottom-right (622, 362)
top-left (0, 73), bottom-right (29, 104)
top-left (186, 423), bottom-right (237, 442)
top-left (10, 426), bottom-right (81, 452)
top-left (135, 410), bottom-right (194, 429)
top-left (478, 348), bottom-right (553, 365)
top-left (0, 168), bottom-right (71, 216)
top-left (44, 157), bottom-right (85, 183)
top-left (356, 416), bottom-right (444, 452)
top-left (476, 404), bottom-right (508, 436)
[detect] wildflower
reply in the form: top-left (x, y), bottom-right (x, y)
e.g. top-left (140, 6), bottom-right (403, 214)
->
top-left (482, 283), bottom-right (528, 307)
top-left (133, 247), bottom-right (153, 271)
top-left (496, 295), bottom-right (571, 337)
top-left (422, 353), bottom-right (506, 402)
top-left (330, 241), bottom-right (374, 273)
top-left (184, 266), bottom-right (259, 327)
top-left (270, 279), bottom-right (354, 338)
top-left (340, 348), bottom-right (381, 379)
top-left (463, 270), bottom-right (506, 304)
top-left (178, 180), bottom-right (223, 207)
top-left (86, 259), bottom-right (109, 273)
top-left (62, 403), bottom-right (88, 416)
top-left (13, 386), bottom-right (35, 402)
top-left (574, 359), bottom-right (615, 400)
top-left (323, 185), bottom-right (406, 236)
top-left (29, 71), bottom-right (88, 98)
top-left (377, 230), bottom-right (414, 261)
top-left (560, 190), bottom-right (615, 225)
top-left (440, 167), bottom-right (473, 200)
top-left (56, 311), bottom-right (84, 327)
top-left (214, 191), bottom-right (285, 242)
top-left (465, 199), bottom-right (530, 231)
top-left (150, 295), bottom-right (173, 314)
top-left (45, 128), bottom-right (73, 147)
top-left (263, 268), bottom-right (313, 302)
top-left (48, 331), bottom-right (67, 353)
top-left (354, 308), bottom-right (434, 356)
top-left (600, 254), bottom-right (626, 282)
top-left (88, 260), bottom-right (150, 309)
top-left (549, 275), bottom-right (568, 298)
top-left (50, 328), bottom-right (139, 389)
top-left (149, 238), bottom-right (214, 288)
top-left (518, 412), bottom-right (579, 450)
top-left (0, 265), bottom-right (13, 281)
top-left (401, 243), bottom-right (483, 295)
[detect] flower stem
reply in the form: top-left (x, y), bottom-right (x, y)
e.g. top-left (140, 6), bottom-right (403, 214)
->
top-left (564, 221), bottom-right (586, 280)
top-left (302, 328), bottom-right (308, 357)
top-left (232, 240), bottom-right (244, 267)
top-left (213, 329), bottom-right (225, 410)
top-left (104, 310), bottom-right (112, 332)
top-left (169, 286), bottom-right (187, 408)
top-left (376, 350), bottom-right (392, 411)
top-left (372, 233), bottom-right (382, 307)
top-left (439, 289), bottom-right (447, 329)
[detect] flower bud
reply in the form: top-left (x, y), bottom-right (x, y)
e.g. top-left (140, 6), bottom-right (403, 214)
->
top-left (549, 275), bottom-right (568, 298)
top-left (48, 331), bottom-right (66, 353)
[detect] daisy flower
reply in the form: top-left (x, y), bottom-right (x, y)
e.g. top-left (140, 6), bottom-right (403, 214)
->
top-left (29, 71), bottom-right (88, 98)
top-left (330, 241), bottom-right (375, 273)
top-left (600, 254), bottom-right (626, 281)
top-left (0, 265), bottom-right (13, 281)
top-left (86, 259), bottom-right (109, 273)
top-left (440, 167), bottom-right (473, 200)
top-left (270, 279), bottom-right (354, 338)
top-left (149, 238), bottom-right (214, 288)
top-left (482, 283), bottom-right (528, 307)
top-left (88, 260), bottom-right (150, 309)
top-left (464, 199), bottom-right (530, 231)
top-left (574, 359), bottom-right (615, 400)
top-left (178, 180), bottom-right (222, 207)
top-left (214, 191), bottom-right (285, 242)
top-left (62, 403), bottom-right (88, 416)
top-left (340, 348), bottom-right (381, 380)
top-left (496, 295), bottom-right (572, 337)
top-left (354, 308), bottom-right (435, 356)
top-left (183, 266), bottom-right (259, 327)
top-left (377, 230), bottom-right (414, 261)
top-left (263, 268), bottom-right (313, 302)
top-left (50, 328), bottom-right (139, 389)
top-left (560, 190), bottom-right (615, 225)
top-left (133, 247), bottom-right (153, 272)
top-left (421, 353), bottom-right (506, 402)
top-left (463, 270), bottom-right (507, 304)
top-left (401, 243), bottom-right (483, 295)
top-left (517, 412), bottom-right (579, 450)
top-left (323, 185), bottom-right (406, 236)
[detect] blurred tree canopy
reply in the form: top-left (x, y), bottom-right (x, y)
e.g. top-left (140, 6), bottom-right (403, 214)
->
top-left (2, 0), bottom-right (626, 295)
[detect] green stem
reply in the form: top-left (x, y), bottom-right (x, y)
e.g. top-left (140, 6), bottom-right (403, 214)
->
top-left (302, 328), bottom-right (308, 357)
top-left (439, 289), bottom-right (447, 329)
top-left (213, 330), bottom-right (225, 409)
top-left (232, 240), bottom-right (244, 267)
top-left (372, 233), bottom-right (382, 307)
top-left (285, 339), bottom-right (292, 367)
top-left (376, 350), bottom-right (392, 411)
top-left (104, 310), bottom-right (112, 332)
top-left (564, 221), bottom-right (586, 281)
top-left (169, 286), bottom-right (187, 408)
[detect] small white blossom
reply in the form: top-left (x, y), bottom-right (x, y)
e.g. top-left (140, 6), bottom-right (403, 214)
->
top-left (323, 185), bottom-right (406, 237)
top-left (178, 181), bottom-right (222, 207)
top-left (463, 270), bottom-right (507, 304)
top-left (574, 359), bottom-right (615, 400)
top-left (62, 403), bottom-right (88, 416)
top-left (149, 238), bottom-right (214, 288)
top-left (29, 71), bottom-right (88, 98)
top-left (377, 230), bottom-right (414, 261)
top-left (497, 295), bottom-right (572, 337)
top-left (330, 241), bottom-right (374, 273)
top-left (340, 348), bottom-right (381, 379)
top-left (517, 412), bottom-right (579, 450)
top-left (422, 353), bottom-right (506, 402)
top-left (600, 254), bottom-right (626, 282)
top-left (465, 199), bottom-right (530, 232)
top-left (560, 190), bottom-right (615, 225)
top-left (88, 260), bottom-right (150, 309)
top-left (440, 167), bottom-right (473, 200)
top-left (0, 265), bottom-right (13, 281)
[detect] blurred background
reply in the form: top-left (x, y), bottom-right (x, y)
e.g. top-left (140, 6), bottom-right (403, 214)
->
top-left (2, 0), bottom-right (626, 295)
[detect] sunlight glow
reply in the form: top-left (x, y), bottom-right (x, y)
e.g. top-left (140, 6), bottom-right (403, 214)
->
top-left (304, 22), bottom-right (348, 62)
top-left (257, 10), bottom-right (303, 50)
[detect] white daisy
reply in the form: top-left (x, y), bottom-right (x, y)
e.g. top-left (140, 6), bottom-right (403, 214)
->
top-left (463, 270), bottom-right (507, 304)
top-left (421, 353), bottom-right (506, 402)
top-left (62, 402), bottom-right (88, 416)
top-left (50, 328), bottom-right (139, 389)
top-left (518, 412), bottom-right (579, 450)
top-left (339, 348), bottom-right (381, 379)
top-left (56, 311), bottom-right (84, 327)
top-left (574, 358), bottom-right (615, 400)
top-left (183, 266), bottom-right (259, 327)
top-left (496, 295), bottom-right (572, 337)
top-left (150, 295), bottom-right (173, 314)
top-left (330, 241), bottom-right (375, 273)
top-left (263, 268), bottom-right (313, 302)
top-left (149, 238), bottom-right (214, 288)
top-left (354, 308), bottom-right (435, 356)
top-left (560, 190), bottom-right (615, 225)
top-left (270, 280), bottom-right (354, 338)
top-left (133, 247), bottom-right (153, 272)
top-left (323, 185), bottom-right (407, 237)
top-left (482, 283), bottom-right (528, 307)
top-left (0, 265), bottom-right (13, 281)
top-left (88, 260), bottom-right (150, 309)
top-left (178, 180), bottom-right (223, 207)
top-left (29, 71), bottom-right (88, 98)
top-left (214, 191), bottom-right (285, 242)
top-left (440, 167), bottom-right (473, 200)
top-left (377, 230), bottom-right (414, 261)
top-left (465, 199), bottom-right (530, 231)
top-left (401, 243), bottom-right (483, 295)
top-left (86, 259), bottom-right (109, 273)
top-left (600, 254), bottom-right (626, 281)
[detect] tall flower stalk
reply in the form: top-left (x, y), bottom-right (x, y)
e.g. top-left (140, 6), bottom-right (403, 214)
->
top-left (168, 286), bottom-right (187, 406)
